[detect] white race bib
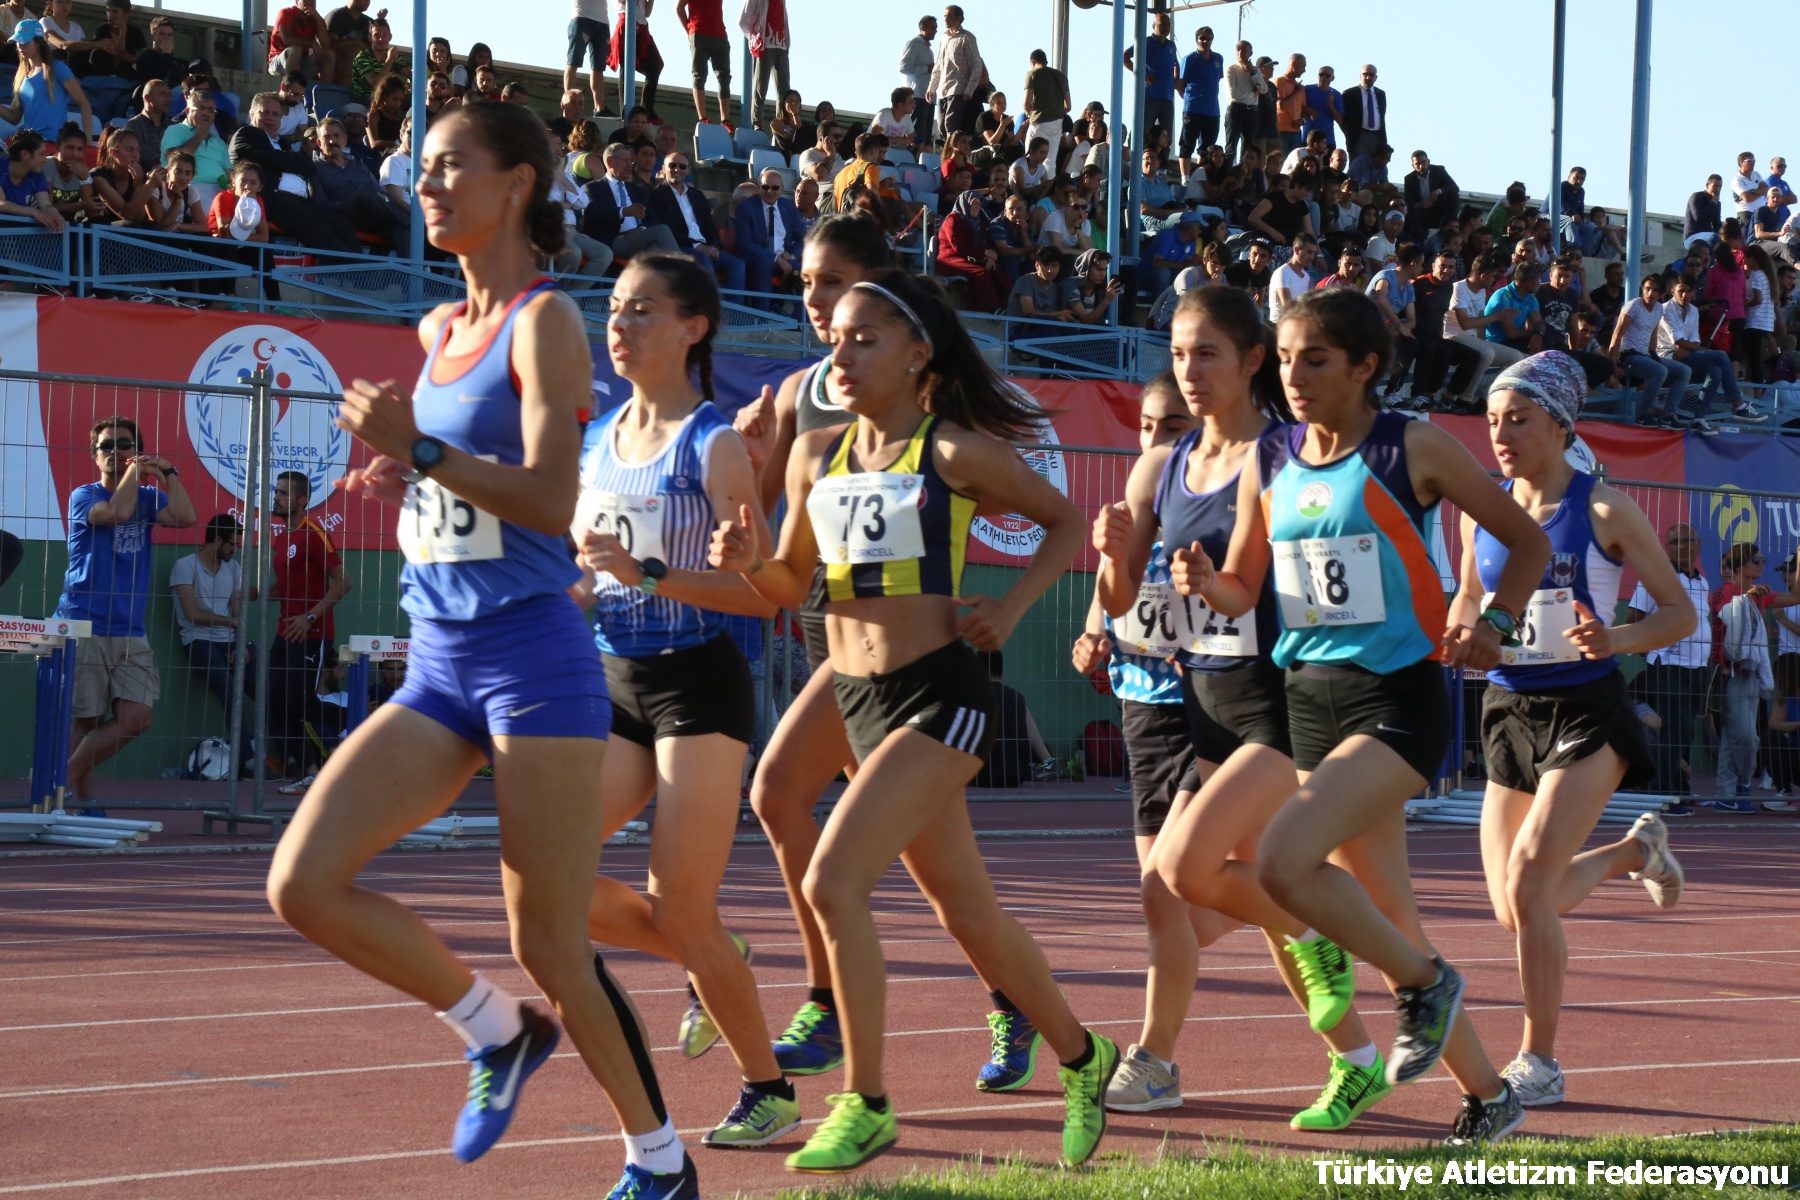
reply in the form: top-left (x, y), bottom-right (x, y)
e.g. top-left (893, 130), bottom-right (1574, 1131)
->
top-left (1484, 589), bottom-right (1582, 666)
top-left (1175, 588), bottom-right (1259, 657)
top-left (1273, 535), bottom-right (1386, 628)
top-left (1115, 580), bottom-right (1181, 659)
top-left (572, 490), bottom-right (667, 566)
top-left (807, 473), bottom-right (926, 566)
top-left (398, 476), bottom-right (503, 565)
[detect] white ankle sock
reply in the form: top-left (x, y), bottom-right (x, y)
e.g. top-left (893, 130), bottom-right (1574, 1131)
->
top-left (1286, 928), bottom-right (1321, 944)
top-left (1339, 1043), bottom-right (1378, 1068)
top-left (436, 973), bottom-right (524, 1052)
top-left (624, 1117), bottom-right (684, 1173)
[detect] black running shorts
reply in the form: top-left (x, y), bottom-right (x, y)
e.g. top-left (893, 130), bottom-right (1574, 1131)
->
top-left (604, 634), bottom-right (756, 747)
top-left (1122, 699), bottom-right (1196, 836)
top-left (1180, 657), bottom-right (1293, 764)
top-left (1481, 669), bottom-right (1653, 794)
top-left (800, 562), bottom-right (831, 673)
top-left (834, 639), bottom-right (995, 766)
top-left (1285, 657), bottom-right (1452, 780)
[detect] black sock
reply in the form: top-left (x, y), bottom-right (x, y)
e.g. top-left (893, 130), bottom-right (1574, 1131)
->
top-left (686, 981), bottom-right (700, 1002)
top-left (988, 989), bottom-right (1022, 1016)
top-left (807, 986), bottom-right (836, 1011)
top-left (1060, 1030), bottom-right (1096, 1072)
top-left (593, 952), bottom-right (669, 1126)
top-left (858, 1092), bottom-right (889, 1114)
top-left (747, 1076), bottom-right (796, 1101)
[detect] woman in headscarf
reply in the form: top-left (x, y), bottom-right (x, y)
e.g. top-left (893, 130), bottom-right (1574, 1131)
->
top-left (933, 188), bottom-right (1005, 312)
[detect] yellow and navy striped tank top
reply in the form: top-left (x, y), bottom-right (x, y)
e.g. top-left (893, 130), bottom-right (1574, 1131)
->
top-left (808, 416), bottom-right (977, 602)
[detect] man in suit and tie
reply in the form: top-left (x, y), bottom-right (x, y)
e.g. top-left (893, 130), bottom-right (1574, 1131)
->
top-left (734, 167), bottom-right (804, 307)
top-left (1342, 62), bottom-right (1387, 161)
top-left (582, 141), bottom-right (679, 259)
top-left (646, 150), bottom-right (746, 292)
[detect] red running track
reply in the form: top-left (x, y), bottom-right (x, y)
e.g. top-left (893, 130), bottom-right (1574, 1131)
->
top-left (2, 818), bottom-right (1798, 1198)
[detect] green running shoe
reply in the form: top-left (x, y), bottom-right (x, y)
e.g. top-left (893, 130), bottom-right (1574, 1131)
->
top-left (676, 932), bottom-right (752, 1059)
top-left (702, 1083), bottom-right (802, 1148)
top-left (1290, 1051), bottom-right (1393, 1130)
top-left (783, 1092), bottom-right (897, 1174)
top-left (1058, 1034), bottom-right (1119, 1167)
top-left (1285, 934), bottom-right (1356, 1033)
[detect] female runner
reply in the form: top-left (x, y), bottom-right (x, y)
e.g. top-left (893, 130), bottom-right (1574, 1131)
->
top-left (1452, 351), bottom-right (1691, 1106)
top-left (265, 104), bottom-right (694, 1200)
top-left (1071, 371), bottom-right (1241, 1114)
top-left (1098, 288), bottom-right (1388, 1132)
top-left (711, 270), bottom-right (1119, 1173)
top-left (571, 253), bottom-right (799, 1149)
top-left (1178, 287), bottom-right (1552, 1145)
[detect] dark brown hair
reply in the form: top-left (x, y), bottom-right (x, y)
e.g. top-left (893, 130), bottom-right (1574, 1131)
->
top-left (1278, 287), bottom-right (1394, 408)
top-left (444, 103), bottom-right (564, 256)
top-left (1172, 285), bottom-right (1290, 421)
top-left (624, 252), bottom-right (722, 401)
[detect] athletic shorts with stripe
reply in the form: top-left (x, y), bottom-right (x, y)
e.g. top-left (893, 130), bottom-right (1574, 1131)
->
top-left (834, 639), bottom-right (995, 765)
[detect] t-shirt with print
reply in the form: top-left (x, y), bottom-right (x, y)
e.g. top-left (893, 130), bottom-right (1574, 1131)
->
top-left (270, 515), bottom-right (343, 642)
top-left (1, 168), bottom-right (49, 209)
top-left (1535, 283), bottom-right (1581, 348)
top-left (170, 553), bottom-right (241, 645)
top-left (57, 483), bottom-right (168, 638)
top-left (1181, 50), bottom-right (1222, 116)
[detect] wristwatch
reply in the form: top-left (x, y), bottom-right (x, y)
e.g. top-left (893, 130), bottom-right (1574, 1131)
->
top-left (1479, 605), bottom-right (1522, 648)
top-left (636, 557), bottom-right (667, 596)
top-left (408, 435), bottom-right (447, 479)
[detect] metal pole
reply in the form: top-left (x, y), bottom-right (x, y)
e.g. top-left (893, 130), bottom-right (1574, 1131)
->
top-left (225, 379), bottom-right (261, 816)
top-left (740, 39), bottom-right (752, 129)
top-left (1104, 0), bottom-right (1126, 301)
top-left (250, 369), bottom-right (276, 816)
top-left (622, 0), bottom-right (638, 114)
top-left (1547, 0), bottom-right (1565, 253)
top-left (239, 0), bottom-right (253, 72)
top-left (1131, 0), bottom-right (1148, 174)
top-left (1051, 0), bottom-right (1069, 75)
top-left (409, 0), bottom-right (427, 266)
top-left (1625, 0), bottom-right (1653, 296)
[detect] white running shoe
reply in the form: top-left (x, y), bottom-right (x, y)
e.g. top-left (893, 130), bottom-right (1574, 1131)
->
top-left (1628, 812), bottom-right (1683, 909)
top-left (1104, 1043), bottom-right (1183, 1112)
top-left (1500, 1053), bottom-right (1565, 1107)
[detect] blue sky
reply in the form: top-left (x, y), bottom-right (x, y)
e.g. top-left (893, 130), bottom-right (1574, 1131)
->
top-left (190, 0), bottom-right (1794, 213)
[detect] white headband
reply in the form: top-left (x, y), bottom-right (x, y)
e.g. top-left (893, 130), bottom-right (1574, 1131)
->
top-left (851, 281), bottom-right (934, 357)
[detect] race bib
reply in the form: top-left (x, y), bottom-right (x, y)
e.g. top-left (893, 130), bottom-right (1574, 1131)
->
top-left (807, 473), bottom-right (925, 565)
top-left (1114, 582), bottom-right (1260, 659)
top-left (1273, 535), bottom-right (1386, 627)
top-left (1175, 588), bottom-right (1259, 657)
top-left (398, 476), bottom-right (503, 565)
top-left (572, 490), bottom-right (667, 566)
top-left (1484, 589), bottom-right (1582, 666)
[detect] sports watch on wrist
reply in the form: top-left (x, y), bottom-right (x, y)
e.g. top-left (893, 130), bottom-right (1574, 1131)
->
top-left (1479, 606), bottom-right (1522, 648)
top-left (636, 557), bottom-right (668, 596)
top-left (408, 435), bottom-right (447, 479)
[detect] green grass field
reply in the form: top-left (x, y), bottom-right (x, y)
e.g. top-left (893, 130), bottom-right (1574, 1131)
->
top-left (775, 1126), bottom-right (1800, 1199)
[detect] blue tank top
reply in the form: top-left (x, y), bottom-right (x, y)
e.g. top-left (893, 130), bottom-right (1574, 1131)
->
top-left (400, 279), bottom-right (581, 623)
top-left (1103, 540), bottom-right (1183, 705)
top-left (1155, 426), bottom-right (1282, 672)
top-left (1259, 411), bottom-right (1446, 673)
top-left (579, 399), bottom-right (733, 657)
top-left (1475, 471), bottom-right (1622, 692)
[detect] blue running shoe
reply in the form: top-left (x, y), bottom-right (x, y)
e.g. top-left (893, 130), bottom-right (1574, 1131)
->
top-left (975, 1009), bottom-right (1042, 1092)
top-left (772, 1001), bottom-right (843, 1076)
top-left (605, 1155), bottom-right (700, 1200)
top-left (1714, 800), bottom-right (1759, 814)
top-left (452, 1005), bottom-right (560, 1163)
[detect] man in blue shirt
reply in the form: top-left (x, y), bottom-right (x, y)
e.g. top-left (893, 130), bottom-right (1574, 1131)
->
top-left (1178, 25), bottom-right (1223, 175)
top-left (1126, 10), bottom-right (1181, 147)
top-left (1301, 65), bottom-right (1342, 148)
top-left (58, 415), bottom-right (196, 810)
top-left (1137, 146), bottom-right (1183, 237)
top-left (1484, 260), bottom-right (1545, 350)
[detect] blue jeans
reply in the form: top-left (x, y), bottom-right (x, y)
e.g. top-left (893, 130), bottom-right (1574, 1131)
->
top-left (183, 638), bottom-right (254, 765)
top-left (1619, 350), bottom-right (1692, 420)
top-left (1678, 348), bottom-right (1741, 415)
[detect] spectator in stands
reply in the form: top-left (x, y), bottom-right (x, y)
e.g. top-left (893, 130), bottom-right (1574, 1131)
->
top-left (1658, 271), bottom-right (1754, 429)
top-left (565, 0), bottom-right (608, 114)
top-left (566, 117), bottom-right (604, 182)
top-left (267, 470), bottom-right (348, 792)
top-left (896, 15), bottom-right (936, 150)
top-left (1008, 136), bottom-right (1054, 205)
top-left (680, 0), bottom-right (732, 127)
top-left (150, 147), bottom-right (207, 236)
top-left (1140, 209), bottom-right (1200, 295)
top-left (0, 0), bottom-right (26, 64)
top-left (171, 513), bottom-right (251, 769)
top-left (1280, 128), bottom-right (1328, 176)
top-left (1552, 164), bottom-right (1585, 248)
top-left (324, 0), bottom-right (370, 87)
top-left (1270, 52), bottom-right (1308, 155)
top-left (1347, 142), bottom-right (1395, 200)
top-left (267, 71), bottom-right (309, 147)
top-left (268, 0), bottom-right (333, 79)
top-left (1409, 247), bottom-right (1482, 408)
top-left (311, 114), bottom-right (402, 247)
top-left (1485, 180), bottom-right (1532, 238)
top-left (1062, 246), bottom-right (1121, 324)
top-left (122, 79), bottom-right (172, 167)
top-left (1732, 151), bottom-right (1767, 223)
top-left (1590, 258), bottom-right (1625, 332)
top-left (1685, 173), bottom-right (1723, 246)
top-left (1486, 258), bottom-right (1545, 356)
top-left (59, 415), bottom-right (196, 812)
top-left (1135, 147), bottom-right (1182, 237)
top-left (330, 102), bottom-right (379, 171)
top-left (160, 88), bottom-right (228, 207)
top-left (627, 136), bottom-right (658, 186)
top-left (739, 0), bottom-right (790, 131)
top-left (1, 128), bottom-right (64, 230)
top-left (1174, 27), bottom-right (1222, 175)
top-left (541, 119), bottom-right (611, 283)
top-left (500, 80), bottom-right (532, 106)
top-left (606, 104), bottom-right (651, 146)
top-left (1364, 206), bottom-right (1405, 266)
top-left (1342, 62), bottom-right (1386, 159)
top-left (420, 71), bottom-right (457, 124)
top-left (1442, 251), bottom-right (1517, 398)
top-left (376, 113), bottom-right (410, 213)
top-left (1267, 231), bottom-right (1317, 321)
top-left (1008, 244), bottom-right (1072, 319)
top-left (45, 124), bottom-right (105, 224)
top-left (1245, 171), bottom-right (1313, 249)
top-left (927, 5), bottom-right (987, 141)
top-left (649, 150), bottom-right (745, 291)
top-left (734, 164), bottom-right (803, 296)
top-left (1713, 543), bottom-right (1800, 806)
top-left (365, 77), bottom-right (407, 153)
top-left (583, 140), bottom-right (678, 257)
top-left (1402, 149), bottom-right (1458, 240)
top-left (1224, 236), bottom-right (1272, 307)
top-left (1366, 243), bottom-right (1420, 397)
top-left (135, 16), bottom-right (185, 85)
top-left (90, 128), bottom-right (163, 225)
top-left (68, 0), bottom-right (144, 79)
top-left (1536, 255), bottom-right (1612, 388)
top-left (1609, 271), bottom-right (1689, 425)
top-left (607, 1), bottom-right (663, 121)
top-left (832, 130), bottom-right (889, 210)
top-left (1742, 244), bottom-right (1780, 388)
top-left (934, 188), bottom-right (1003, 311)
top-left (1767, 158), bottom-right (1791, 224)
top-left (1124, 9), bottom-right (1178, 140)
top-left (229, 91), bottom-right (360, 253)
top-left (1315, 241), bottom-right (1367, 291)
top-left (1705, 236), bottom-right (1752, 370)
top-left (172, 63), bottom-right (240, 126)
top-left (1038, 177), bottom-right (1091, 259)
top-left (872, 87), bottom-right (920, 153)
top-left (975, 91), bottom-right (1021, 166)
top-left (349, 12), bottom-right (405, 103)
top-left (0, 22), bottom-right (94, 141)
top-left (1302, 63), bottom-right (1341, 150)
top-left (768, 89), bottom-right (808, 156)
top-left (451, 41), bottom-right (491, 98)
top-left (1251, 56), bottom-right (1280, 162)
top-left (208, 161), bottom-right (269, 253)
top-left (793, 175), bottom-right (819, 228)
top-left (796, 121), bottom-right (843, 181)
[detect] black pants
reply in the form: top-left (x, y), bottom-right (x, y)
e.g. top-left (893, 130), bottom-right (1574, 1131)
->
top-left (1414, 334), bottom-right (1481, 397)
top-left (264, 189), bottom-right (362, 255)
top-left (1179, 112), bottom-right (1218, 159)
top-left (1222, 102), bottom-right (1257, 164)
top-left (1639, 662), bottom-right (1711, 797)
top-left (329, 191), bottom-right (406, 249)
top-left (942, 94), bottom-right (982, 138)
top-left (1385, 333), bottom-right (1418, 394)
top-left (270, 637), bottom-right (330, 776)
top-left (1565, 347), bottom-right (1617, 391)
top-left (1739, 325), bottom-right (1768, 384)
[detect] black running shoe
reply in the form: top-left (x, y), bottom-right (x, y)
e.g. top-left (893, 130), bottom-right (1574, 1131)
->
top-left (1386, 958), bottom-right (1464, 1086)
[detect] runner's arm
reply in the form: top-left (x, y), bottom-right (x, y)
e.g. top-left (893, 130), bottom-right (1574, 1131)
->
top-left (1590, 485), bottom-right (1695, 658)
top-left (1183, 457), bottom-right (1269, 618)
top-left (1095, 444), bottom-right (1169, 619)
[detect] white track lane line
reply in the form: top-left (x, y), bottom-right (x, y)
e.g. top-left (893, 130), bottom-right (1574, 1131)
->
top-left (5, 1053), bottom-right (1800, 1194)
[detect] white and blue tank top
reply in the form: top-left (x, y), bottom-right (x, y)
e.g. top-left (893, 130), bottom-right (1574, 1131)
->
top-left (1103, 539), bottom-right (1183, 705)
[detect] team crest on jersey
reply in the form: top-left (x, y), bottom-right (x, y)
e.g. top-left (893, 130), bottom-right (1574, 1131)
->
top-left (1549, 552), bottom-right (1577, 587)
top-left (901, 477), bottom-right (918, 491)
top-left (1298, 482), bottom-right (1332, 519)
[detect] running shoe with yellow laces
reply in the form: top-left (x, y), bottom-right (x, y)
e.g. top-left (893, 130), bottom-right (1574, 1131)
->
top-left (975, 1008), bottom-right (1043, 1091)
top-left (771, 1000), bottom-right (844, 1075)
top-left (1059, 1033), bottom-right (1120, 1167)
top-left (451, 1006), bottom-right (560, 1162)
top-left (1290, 1050), bottom-right (1393, 1130)
top-left (783, 1092), bottom-right (898, 1173)
top-left (1284, 934), bottom-right (1357, 1032)
top-left (676, 932), bottom-right (752, 1059)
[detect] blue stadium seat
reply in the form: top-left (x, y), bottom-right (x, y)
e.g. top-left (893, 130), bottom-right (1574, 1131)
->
top-left (747, 145), bottom-right (789, 179)
top-left (885, 149), bottom-right (917, 168)
top-left (897, 164), bottom-right (936, 198)
top-left (733, 126), bottom-right (771, 159)
top-left (693, 122), bottom-right (736, 166)
top-left (307, 83), bottom-right (353, 118)
top-left (918, 151), bottom-right (942, 174)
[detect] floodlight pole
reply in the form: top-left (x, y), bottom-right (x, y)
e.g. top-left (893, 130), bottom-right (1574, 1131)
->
top-left (1547, 0), bottom-right (1564, 253)
top-left (1052, 0), bottom-right (1069, 73)
top-left (1105, 0), bottom-right (1125, 300)
top-left (622, 0), bottom-right (638, 114)
top-left (409, 0), bottom-right (427, 266)
top-left (1625, 0), bottom-right (1652, 295)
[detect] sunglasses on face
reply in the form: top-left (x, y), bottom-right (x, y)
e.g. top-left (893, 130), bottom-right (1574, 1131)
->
top-left (96, 439), bottom-right (136, 452)
top-left (667, 162), bottom-right (689, 171)
top-left (760, 183), bottom-right (781, 191)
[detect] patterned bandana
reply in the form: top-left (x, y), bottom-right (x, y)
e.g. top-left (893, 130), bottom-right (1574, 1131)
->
top-left (1492, 350), bottom-right (1586, 431)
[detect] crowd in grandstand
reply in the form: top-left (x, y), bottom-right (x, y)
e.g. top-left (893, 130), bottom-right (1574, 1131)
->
top-left (1, 1), bottom-right (1797, 414)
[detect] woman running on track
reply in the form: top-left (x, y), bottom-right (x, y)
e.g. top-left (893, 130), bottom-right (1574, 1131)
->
top-left (266, 104), bottom-right (695, 1200)
top-left (1177, 287), bottom-right (1552, 1145)
top-left (1452, 351), bottom-right (1692, 1107)
top-left (1098, 288), bottom-right (1389, 1132)
top-left (710, 270), bottom-right (1120, 1174)
top-left (1072, 371), bottom-right (1241, 1114)
top-left (571, 253), bottom-right (801, 1149)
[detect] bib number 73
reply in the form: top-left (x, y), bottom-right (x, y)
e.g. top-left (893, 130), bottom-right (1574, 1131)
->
top-left (806, 472), bottom-right (926, 564)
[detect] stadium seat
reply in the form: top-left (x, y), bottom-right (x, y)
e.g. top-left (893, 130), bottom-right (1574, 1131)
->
top-left (307, 83), bottom-right (352, 118)
top-left (747, 145), bottom-right (789, 179)
top-left (693, 122), bottom-right (735, 166)
top-left (885, 149), bottom-right (917, 168)
top-left (732, 126), bottom-right (771, 159)
top-left (594, 116), bottom-right (623, 142)
top-left (898, 164), bottom-right (936, 198)
top-left (919, 151), bottom-right (942, 174)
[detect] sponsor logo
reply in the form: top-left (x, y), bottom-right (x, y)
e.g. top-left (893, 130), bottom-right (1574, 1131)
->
top-left (1298, 482), bottom-right (1333, 519)
top-left (1710, 485), bottom-right (1757, 548)
top-left (970, 393), bottom-right (1066, 557)
top-left (184, 328), bottom-right (346, 509)
top-left (506, 701), bottom-right (549, 718)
